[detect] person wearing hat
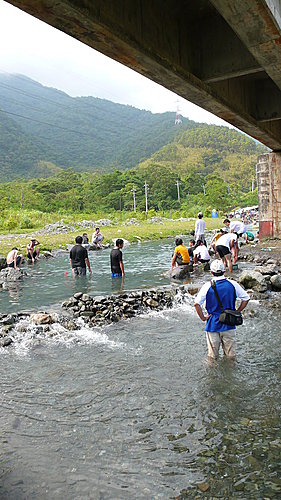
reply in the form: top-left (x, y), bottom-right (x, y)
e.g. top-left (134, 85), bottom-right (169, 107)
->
top-left (195, 212), bottom-right (206, 246)
top-left (194, 259), bottom-right (249, 360)
top-left (26, 238), bottom-right (40, 263)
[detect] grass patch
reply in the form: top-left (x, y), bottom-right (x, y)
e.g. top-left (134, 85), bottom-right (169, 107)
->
top-left (0, 218), bottom-right (223, 256)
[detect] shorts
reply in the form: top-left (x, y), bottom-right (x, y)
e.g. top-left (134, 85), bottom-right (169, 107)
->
top-left (27, 251), bottom-right (37, 260)
top-left (8, 256), bottom-right (21, 267)
top-left (234, 232), bottom-right (243, 238)
top-left (198, 258), bottom-right (210, 263)
top-left (72, 266), bottom-right (86, 276)
top-left (112, 272), bottom-right (122, 278)
top-left (206, 330), bottom-right (236, 359)
top-left (216, 245), bottom-right (230, 258)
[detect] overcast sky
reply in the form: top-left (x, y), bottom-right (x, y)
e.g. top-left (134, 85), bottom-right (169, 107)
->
top-left (0, 1), bottom-right (230, 126)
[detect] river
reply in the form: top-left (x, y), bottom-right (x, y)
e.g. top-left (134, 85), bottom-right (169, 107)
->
top-left (0, 239), bottom-right (280, 498)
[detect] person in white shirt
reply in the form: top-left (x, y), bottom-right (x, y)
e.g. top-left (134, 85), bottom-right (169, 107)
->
top-left (193, 241), bottom-right (210, 264)
top-left (195, 212), bottom-right (206, 245)
top-left (194, 260), bottom-right (249, 360)
top-left (223, 218), bottom-right (246, 263)
top-left (215, 232), bottom-right (237, 272)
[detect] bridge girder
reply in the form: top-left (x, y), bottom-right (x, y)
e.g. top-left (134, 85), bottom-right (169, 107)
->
top-left (5, 0), bottom-right (281, 150)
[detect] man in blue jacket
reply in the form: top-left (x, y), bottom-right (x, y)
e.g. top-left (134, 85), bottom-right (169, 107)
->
top-left (194, 260), bottom-right (249, 360)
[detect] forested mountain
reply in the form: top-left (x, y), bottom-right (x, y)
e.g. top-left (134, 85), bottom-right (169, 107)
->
top-left (0, 122), bottom-right (266, 218)
top-left (0, 73), bottom-right (194, 179)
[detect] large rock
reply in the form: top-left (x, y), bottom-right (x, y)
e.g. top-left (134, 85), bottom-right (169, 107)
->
top-left (171, 264), bottom-right (193, 280)
top-left (239, 271), bottom-right (268, 292)
top-left (0, 256), bottom-right (6, 270)
top-left (254, 264), bottom-right (279, 275)
top-left (30, 313), bottom-right (54, 325)
top-left (270, 274), bottom-right (281, 290)
top-left (0, 268), bottom-right (24, 283)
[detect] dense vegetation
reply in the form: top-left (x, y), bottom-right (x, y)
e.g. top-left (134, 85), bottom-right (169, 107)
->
top-left (0, 73), bottom-right (195, 179)
top-left (0, 73), bottom-right (266, 229)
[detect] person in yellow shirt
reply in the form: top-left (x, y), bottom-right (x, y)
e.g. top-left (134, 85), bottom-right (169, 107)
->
top-left (171, 238), bottom-right (190, 270)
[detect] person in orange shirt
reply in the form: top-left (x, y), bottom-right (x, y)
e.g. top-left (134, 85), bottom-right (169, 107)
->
top-left (171, 238), bottom-right (190, 270)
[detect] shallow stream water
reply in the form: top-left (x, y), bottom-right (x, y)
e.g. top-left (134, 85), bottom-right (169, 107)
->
top-left (0, 239), bottom-right (280, 498)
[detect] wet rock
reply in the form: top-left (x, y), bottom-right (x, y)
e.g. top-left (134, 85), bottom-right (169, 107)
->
top-left (270, 274), bottom-right (281, 290)
top-left (74, 292), bottom-right (83, 300)
top-left (254, 264), bottom-right (279, 275)
top-left (0, 314), bottom-right (16, 325)
top-left (0, 324), bottom-right (13, 335)
top-left (0, 268), bottom-right (25, 282)
top-left (187, 286), bottom-right (199, 296)
top-left (0, 256), bottom-right (6, 270)
top-left (145, 298), bottom-right (159, 308)
top-left (30, 313), bottom-right (54, 325)
top-left (197, 482), bottom-right (209, 492)
top-left (171, 265), bottom-right (192, 280)
top-left (0, 337), bottom-right (13, 347)
top-left (42, 251), bottom-right (53, 258)
top-left (239, 271), bottom-right (268, 292)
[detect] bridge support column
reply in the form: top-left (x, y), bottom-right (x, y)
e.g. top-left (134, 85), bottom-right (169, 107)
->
top-left (256, 153), bottom-right (281, 239)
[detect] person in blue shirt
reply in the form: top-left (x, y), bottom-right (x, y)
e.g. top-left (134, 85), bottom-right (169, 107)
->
top-left (194, 260), bottom-right (249, 360)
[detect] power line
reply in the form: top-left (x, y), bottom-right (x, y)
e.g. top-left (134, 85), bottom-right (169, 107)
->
top-left (0, 108), bottom-right (98, 138)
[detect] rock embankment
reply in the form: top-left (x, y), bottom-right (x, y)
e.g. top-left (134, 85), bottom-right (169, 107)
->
top-left (62, 286), bottom-right (188, 326)
top-left (238, 255), bottom-right (281, 297)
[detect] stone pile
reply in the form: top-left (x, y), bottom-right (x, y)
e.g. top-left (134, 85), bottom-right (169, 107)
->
top-left (238, 257), bottom-right (281, 297)
top-left (0, 311), bottom-right (79, 348)
top-left (0, 268), bottom-right (26, 286)
top-left (62, 286), bottom-right (187, 326)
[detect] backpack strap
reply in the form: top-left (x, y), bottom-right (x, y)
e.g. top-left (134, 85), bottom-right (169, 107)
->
top-left (211, 280), bottom-right (224, 311)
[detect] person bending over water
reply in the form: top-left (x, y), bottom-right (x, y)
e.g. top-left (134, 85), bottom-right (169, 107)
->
top-left (70, 236), bottom-right (92, 276)
top-left (194, 260), bottom-right (249, 361)
top-left (215, 232), bottom-right (237, 273)
top-left (110, 239), bottom-right (125, 278)
top-left (26, 238), bottom-right (40, 263)
top-left (171, 238), bottom-right (190, 270)
top-left (6, 247), bottom-right (23, 270)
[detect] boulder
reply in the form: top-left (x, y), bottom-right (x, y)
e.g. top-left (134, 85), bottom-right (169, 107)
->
top-left (239, 271), bottom-right (268, 293)
top-left (270, 274), bottom-right (281, 291)
top-left (111, 238), bottom-right (130, 247)
top-left (30, 313), bottom-right (54, 325)
top-left (254, 264), bottom-right (279, 275)
top-left (0, 268), bottom-right (24, 282)
top-left (0, 256), bottom-right (6, 270)
top-left (171, 265), bottom-right (192, 280)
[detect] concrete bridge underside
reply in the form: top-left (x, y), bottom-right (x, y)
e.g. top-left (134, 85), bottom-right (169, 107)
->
top-left (5, 0), bottom-right (281, 237)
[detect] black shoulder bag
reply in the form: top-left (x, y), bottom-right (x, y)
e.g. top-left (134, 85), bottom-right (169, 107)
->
top-left (211, 280), bottom-right (243, 326)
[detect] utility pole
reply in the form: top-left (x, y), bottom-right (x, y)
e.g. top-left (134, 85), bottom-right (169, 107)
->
top-left (120, 191), bottom-right (122, 222)
top-left (131, 186), bottom-right (137, 212)
top-left (175, 180), bottom-right (181, 203)
top-left (202, 183), bottom-right (206, 195)
top-left (144, 180), bottom-right (149, 214)
top-left (251, 178), bottom-right (254, 192)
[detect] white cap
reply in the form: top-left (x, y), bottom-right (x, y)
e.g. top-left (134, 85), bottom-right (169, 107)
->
top-left (210, 260), bottom-right (225, 274)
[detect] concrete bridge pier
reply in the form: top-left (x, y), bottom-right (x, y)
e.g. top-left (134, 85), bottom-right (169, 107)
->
top-left (257, 153), bottom-right (281, 239)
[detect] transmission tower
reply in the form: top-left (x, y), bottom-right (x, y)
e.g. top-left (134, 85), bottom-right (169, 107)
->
top-left (175, 100), bottom-right (182, 125)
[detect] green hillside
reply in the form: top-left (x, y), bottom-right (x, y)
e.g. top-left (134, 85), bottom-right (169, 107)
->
top-left (0, 123), bottom-right (266, 221)
top-left (0, 73), bottom-right (194, 179)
